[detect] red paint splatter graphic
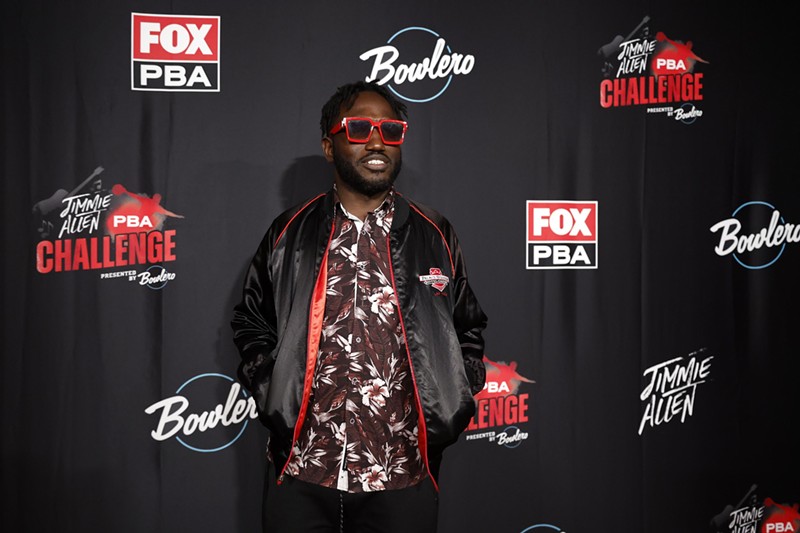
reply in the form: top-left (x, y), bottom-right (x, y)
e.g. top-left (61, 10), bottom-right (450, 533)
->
top-left (651, 31), bottom-right (708, 78)
top-left (761, 498), bottom-right (800, 533)
top-left (475, 356), bottom-right (535, 400)
top-left (106, 184), bottom-right (183, 237)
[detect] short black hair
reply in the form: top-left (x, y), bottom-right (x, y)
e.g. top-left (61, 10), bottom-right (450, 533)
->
top-left (320, 81), bottom-right (408, 138)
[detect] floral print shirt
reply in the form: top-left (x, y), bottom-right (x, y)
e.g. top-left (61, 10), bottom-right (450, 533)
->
top-left (286, 190), bottom-right (426, 493)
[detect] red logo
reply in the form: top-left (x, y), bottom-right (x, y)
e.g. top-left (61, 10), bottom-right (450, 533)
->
top-left (419, 267), bottom-right (449, 292)
top-left (475, 356), bottom-right (535, 400)
top-left (132, 14), bottom-right (219, 61)
top-left (762, 498), bottom-right (800, 533)
top-left (526, 200), bottom-right (598, 269)
top-left (651, 32), bottom-right (708, 78)
top-left (106, 184), bottom-right (184, 237)
top-left (466, 356), bottom-right (535, 434)
top-left (131, 13), bottom-right (221, 91)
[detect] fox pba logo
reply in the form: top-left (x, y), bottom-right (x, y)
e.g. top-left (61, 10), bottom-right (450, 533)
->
top-left (526, 201), bottom-right (598, 269)
top-left (131, 13), bottom-right (220, 92)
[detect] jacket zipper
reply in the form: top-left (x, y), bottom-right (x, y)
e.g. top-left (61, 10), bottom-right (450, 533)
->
top-left (278, 220), bottom-right (336, 484)
top-left (385, 233), bottom-right (438, 492)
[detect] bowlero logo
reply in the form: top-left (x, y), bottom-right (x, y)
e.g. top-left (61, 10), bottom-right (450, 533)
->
top-left (710, 201), bottom-right (799, 269)
top-left (598, 16), bottom-right (707, 123)
top-left (135, 265), bottom-right (176, 290)
top-left (144, 373), bottom-right (259, 453)
top-left (131, 13), bottom-right (220, 92)
top-left (527, 201), bottom-right (598, 269)
top-left (360, 26), bottom-right (475, 103)
top-left (464, 356), bottom-right (534, 449)
top-left (520, 525), bottom-right (565, 533)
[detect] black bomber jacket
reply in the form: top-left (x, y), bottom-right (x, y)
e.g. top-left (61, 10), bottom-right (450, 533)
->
top-left (230, 188), bottom-right (487, 489)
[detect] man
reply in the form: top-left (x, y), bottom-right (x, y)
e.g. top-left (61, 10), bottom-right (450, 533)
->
top-left (231, 81), bottom-right (487, 533)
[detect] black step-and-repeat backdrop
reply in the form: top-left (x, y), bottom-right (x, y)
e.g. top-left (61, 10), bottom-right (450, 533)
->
top-left (3, 1), bottom-right (798, 532)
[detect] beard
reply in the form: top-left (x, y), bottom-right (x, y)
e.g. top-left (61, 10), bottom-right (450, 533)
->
top-left (333, 149), bottom-right (402, 197)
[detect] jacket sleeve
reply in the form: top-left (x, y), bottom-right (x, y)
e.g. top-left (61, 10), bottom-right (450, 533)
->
top-left (230, 229), bottom-right (279, 401)
top-left (447, 226), bottom-right (488, 396)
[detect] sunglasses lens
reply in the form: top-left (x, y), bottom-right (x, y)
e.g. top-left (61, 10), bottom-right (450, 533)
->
top-left (380, 121), bottom-right (405, 143)
top-left (346, 120), bottom-right (373, 141)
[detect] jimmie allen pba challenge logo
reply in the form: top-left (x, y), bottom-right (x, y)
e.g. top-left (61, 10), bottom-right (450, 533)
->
top-left (711, 484), bottom-right (800, 533)
top-left (526, 201), bottom-right (598, 269)
top-left (464, 356), bottom-right (534, 449)
top-left (131, 12), bottom-right (220, 91)
top-left (598, 16), bottom-right (707, 123)
top-left (33, 166), bottom-right (182, 289)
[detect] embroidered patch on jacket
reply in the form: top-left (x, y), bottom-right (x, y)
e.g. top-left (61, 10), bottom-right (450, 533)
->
top-left (419, 267), bottom-right (449, 292)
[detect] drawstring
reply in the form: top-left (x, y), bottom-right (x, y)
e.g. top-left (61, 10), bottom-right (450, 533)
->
top-left (339, 492), bottom-right (345, 533)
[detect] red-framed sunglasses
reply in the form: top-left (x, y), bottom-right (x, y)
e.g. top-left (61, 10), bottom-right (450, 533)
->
top-left (329, 117), bottom-right (408, 145)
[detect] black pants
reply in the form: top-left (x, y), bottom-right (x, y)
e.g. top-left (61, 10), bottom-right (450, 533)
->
top-left (262, 463), bottom-right (439, 533)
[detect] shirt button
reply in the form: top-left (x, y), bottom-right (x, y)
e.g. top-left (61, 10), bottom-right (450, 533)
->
top-left (349, 418), bottom-right (355, 425)
top-left (355, 337), bottom-right (362, 343)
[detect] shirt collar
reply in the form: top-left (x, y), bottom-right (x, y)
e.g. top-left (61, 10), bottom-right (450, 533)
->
top-left (333, 185), bottom-right (395, 220)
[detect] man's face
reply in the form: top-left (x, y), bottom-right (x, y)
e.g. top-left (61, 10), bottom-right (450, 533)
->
top-left (323, 91), bottom-right (402, 197)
